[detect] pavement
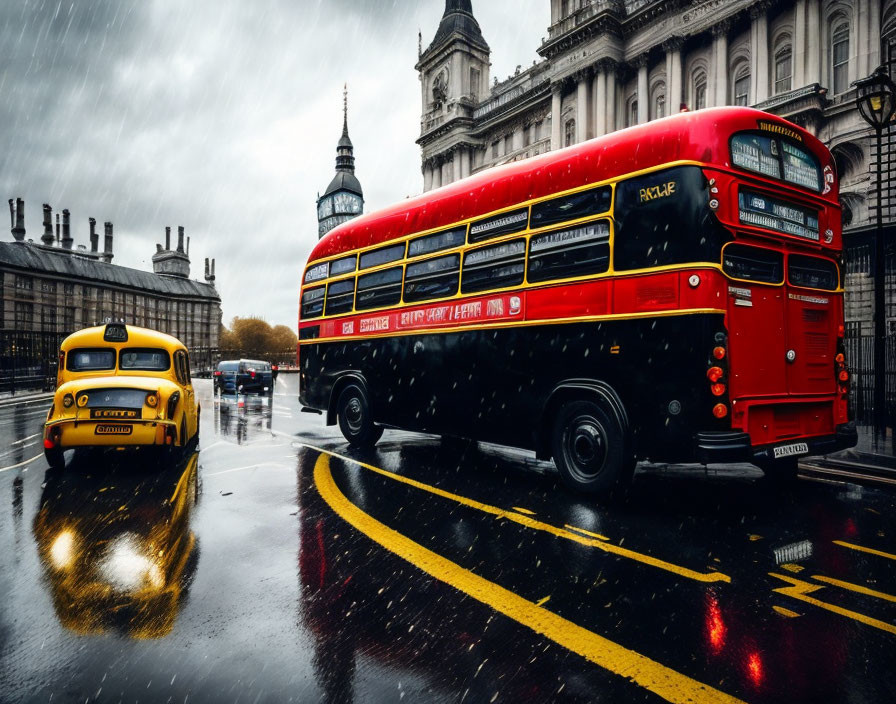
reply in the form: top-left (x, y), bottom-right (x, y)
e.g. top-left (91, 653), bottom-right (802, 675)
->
top-left (0, 377), bottom-right (894, 703)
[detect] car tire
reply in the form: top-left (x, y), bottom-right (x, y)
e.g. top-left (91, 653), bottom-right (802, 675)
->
top-left (44, 446), bottom-right (65, 470)
top-left (337, 384), bottom-right (383, 449)
top-left (551, 399), bottom-right (633, 497)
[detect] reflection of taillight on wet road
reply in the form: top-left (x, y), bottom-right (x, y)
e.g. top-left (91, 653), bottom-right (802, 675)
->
top-left (706, 595), bottom-right (726, 653)
top-left (747, 651), bottom-right (763, 687)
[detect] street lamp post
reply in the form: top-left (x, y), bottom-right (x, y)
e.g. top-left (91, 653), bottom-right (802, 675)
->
top-left (853, 66), bottom-right (896, 439)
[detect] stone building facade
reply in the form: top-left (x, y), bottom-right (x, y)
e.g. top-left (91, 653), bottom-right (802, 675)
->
top-left (1, 199), bottom-right (221, 383)
top-left (417, 0), bottom-right (896, 334)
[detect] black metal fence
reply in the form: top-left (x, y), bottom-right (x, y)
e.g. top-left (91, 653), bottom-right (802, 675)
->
top-left (844, 333), bottom-right (896, 426)
top-left (0, 331), bottom-right (63, 394)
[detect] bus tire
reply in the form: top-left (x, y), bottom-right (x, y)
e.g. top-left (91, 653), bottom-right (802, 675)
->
top-left (337, 384), bottom-right (383, 448)
top-left (552, 399), bottom-right (632, 497)
top-left (44, 446), bottom-right (65, 470)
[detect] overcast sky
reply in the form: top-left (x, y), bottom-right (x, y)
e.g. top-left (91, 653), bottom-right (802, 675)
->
top-left (0, 0), bottom-right (548, 328)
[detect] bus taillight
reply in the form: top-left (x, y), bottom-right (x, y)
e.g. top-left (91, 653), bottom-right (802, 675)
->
top-left (707, 366), bottom-right (724, 383)
top-left (713, 403), bottom-right (728, 419)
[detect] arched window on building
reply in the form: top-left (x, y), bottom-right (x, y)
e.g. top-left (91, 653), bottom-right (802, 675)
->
top-left (564, 119), bottom-right (575, 147)
top-left (830, 18), bottom-right (850, 94)
top-left (628, 98), bottom-right (638, 127)
top-left (774, 44), bottom-right (793, 94)
top-left (693, 71), bottom-right (707, 110)
top-left (732, 62), bottom-right (751, 106)
top-left (651, 81), bottom-right (666, 120)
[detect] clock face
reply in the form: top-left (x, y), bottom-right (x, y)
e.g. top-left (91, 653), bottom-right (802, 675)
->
top-left (317, 197), bottom-right (333, 219)
top-left (333, 192), bottom-right (362, 214)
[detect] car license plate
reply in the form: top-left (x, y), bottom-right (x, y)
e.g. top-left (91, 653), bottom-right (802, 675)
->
top-left (773, 442), bottom-right (809, 459)
top-left (95, 424), bottom-right (133, 435)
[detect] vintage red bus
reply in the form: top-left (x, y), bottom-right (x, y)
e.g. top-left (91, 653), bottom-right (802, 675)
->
top-left (298, 106), bottom-right (856, 496)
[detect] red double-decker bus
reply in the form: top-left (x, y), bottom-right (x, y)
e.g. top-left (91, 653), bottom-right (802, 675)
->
top-left (298, 107), bottom-right (856, 496)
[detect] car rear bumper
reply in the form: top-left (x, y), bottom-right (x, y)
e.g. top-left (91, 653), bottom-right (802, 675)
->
top-left (45, 418), bottom-right (178, 448)
top-left (695, 422), bottom-right (858, 464)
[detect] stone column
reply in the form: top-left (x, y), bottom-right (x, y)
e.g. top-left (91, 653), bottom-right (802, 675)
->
top-left (712, 22), bottom-right (730, 106)
top-left (806, 0), bottom-right (821, 85)
top-left (576, 71), bottom-right (591, 142)
top-left (868, 0), bottom-right (881, 72)
top-left (636, 55), bottom-right (649, 123)
top-left (459, 148), bottom-right (471, 179)
top-left (751, 5), bottom-right (770, 102)
top-left (793, 0), bottom-right (806, 87)
top-left (432, 158), bottom-right (442, 189)
top-left (606, 62), bottom-right (618, 132)
top-left (442, 155), bottom-right (453, 186)
top-left (594, 65), bottom-right (607, 136)
top-left (423, 162), bottom-right (433, 192)
top-left (551, 86), bottom-right (563, 150)
top-left (663, 37), bottom-right (684, 112)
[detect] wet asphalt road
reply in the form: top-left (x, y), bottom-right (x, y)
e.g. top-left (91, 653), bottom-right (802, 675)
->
top-left (0, 376), bottom-right (894, 704)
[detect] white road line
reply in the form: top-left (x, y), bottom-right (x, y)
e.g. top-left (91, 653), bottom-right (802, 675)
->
top-left (203, 462), bottom-right (288, 477)
top-left (0, 453), bottom-right (44, 474)
top-left (11, 433), bottom-right (40, 446)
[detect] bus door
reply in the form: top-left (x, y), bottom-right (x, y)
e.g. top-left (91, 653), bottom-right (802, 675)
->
top-left (782, 254), bottom-right (839, 396)
top-left (723, 244), bottom-right (788, 398)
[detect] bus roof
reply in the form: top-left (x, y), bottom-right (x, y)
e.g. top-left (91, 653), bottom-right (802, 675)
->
top-left (307, 107), bottom-right (835, 265)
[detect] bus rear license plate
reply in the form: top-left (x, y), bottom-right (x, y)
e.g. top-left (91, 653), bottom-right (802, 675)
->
top-left (773, 442), bottom-right (808, 459)
top-left (95, 425), bottom-right (133, 436)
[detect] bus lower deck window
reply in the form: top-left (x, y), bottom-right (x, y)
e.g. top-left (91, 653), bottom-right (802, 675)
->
top-left (722, 244), bottom-right (784, 284)
top-left (788, 254), bottom-right (839, 290)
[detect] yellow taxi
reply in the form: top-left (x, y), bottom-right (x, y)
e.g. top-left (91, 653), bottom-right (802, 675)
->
top-left (44, 323), bottom-right (199, 468)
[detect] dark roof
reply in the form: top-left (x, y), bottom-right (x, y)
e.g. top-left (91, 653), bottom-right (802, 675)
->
top-left (423, 0), bottom-right (489, 58)
top-left (323, 171), bottom-right (363, 198)
top-left (0, 241), bottom-right (219, 300)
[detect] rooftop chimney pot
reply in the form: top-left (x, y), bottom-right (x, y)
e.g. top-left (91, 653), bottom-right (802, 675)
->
top-left (10, 198), bottom-right (25, 242)
top-left (177, 226), bottom-right (184, 253)
top-left (41, 204), bottom-right (54, 246)
top-left (165, 226), bottom-right (171, 250)
top-left (62, 209), bottom-right (73, 249)
top-left (89, 218), bottom-right (98, 253)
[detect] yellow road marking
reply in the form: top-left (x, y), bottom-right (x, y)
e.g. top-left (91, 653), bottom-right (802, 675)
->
top-left (811, 575), bottom-right (896, 604)
top-left (565, 524), bottom-right (610, 541)
top-left (772, 606), bottom-right (802, 618)
top-left (770, 573), bottom-right (896, 635)
top-left (512, 506), bottom-right (535, 515)
top-left (780, 563), bottom-right (804, 573)
top-left (748, 534), bottom-right (763, 542)
top-left (314, 454), bottom-right (746, 704)
top-left (833, 540), bottom-right (896, 562)
top-left (536, 595), bottom-right (551, 606)
top-left (299, 443), bottom-right (729, 584)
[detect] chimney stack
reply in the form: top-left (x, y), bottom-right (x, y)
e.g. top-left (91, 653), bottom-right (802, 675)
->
top-left (89, 218), bottom-right (98, 253)
top-left (62, 209), bottom-right (73, 249)
top-left (187, 236), bottom-right (190, 256)
top-left (177, 226), bottom-right (185, 253)
top-left (55, 213), bottom-right (60, 245)
top-left (102, 222), bottom-right (114, 263)
top-left (41, 204), bottom-right (54, 246)
top-left (165, 226), bottom-right (171, 250)
top-left (205, 257), bottom-right (216, 285)
top-left (10, 198), bottom-right (25, 242)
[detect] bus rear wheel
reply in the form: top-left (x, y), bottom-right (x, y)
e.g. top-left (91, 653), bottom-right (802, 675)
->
top-left (337, 384), bottom-right (383, 449)
top-left (552, 400), bottom-right (631, 497)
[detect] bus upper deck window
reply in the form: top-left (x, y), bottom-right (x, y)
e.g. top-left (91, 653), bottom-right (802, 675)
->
top-left (301, 286), bottom-right (325, 319)
top-left (329, 255), bottom-right (357, 277)
top-left (528, 221), bottom-right (610, 283)
top-left (404, 254), bottom-right (460, 303)
top-left (722, 244), bottom-right (784, 284)
top-left (461, 239), bottom-right (526, 293)
top-left (788, 254), bottom-right (839, 291)
top-left (356, 266), bottom-right (403, 310)
top-left (409, 226), bottom-right (466, 258)
top-left (730, 132), bottom-right (822, 192)
top-left (360, 243), bottom-right (405, 270)
top-left (530, 185), bottom-right (611, 229)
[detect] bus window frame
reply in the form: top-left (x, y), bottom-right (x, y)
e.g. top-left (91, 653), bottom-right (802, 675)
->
top-left (786, 253), bottom-right (841, 292)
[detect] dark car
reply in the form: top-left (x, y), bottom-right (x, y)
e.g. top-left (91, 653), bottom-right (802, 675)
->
top-left (214, 359), bottom-right (273, 394)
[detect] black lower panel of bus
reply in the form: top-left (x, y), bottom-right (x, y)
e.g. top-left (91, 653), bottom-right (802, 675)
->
top-left (299, 313), bottom-right (729, 462)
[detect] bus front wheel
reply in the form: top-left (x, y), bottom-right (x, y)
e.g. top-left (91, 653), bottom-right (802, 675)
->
top-left (337, 384), bottom-right (383, 449)
top-left (552, 400), bottom-right (632, 497)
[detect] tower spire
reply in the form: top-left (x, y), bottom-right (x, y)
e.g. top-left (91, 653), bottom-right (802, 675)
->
top-left (336, 83), bottom-right (355, 174)
top-left (342, 83), bottom-right (349, 138)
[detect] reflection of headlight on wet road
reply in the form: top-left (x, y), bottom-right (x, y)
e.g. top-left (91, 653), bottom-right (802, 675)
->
top-left (99, 533), bottom-right (164, 592)
top-left (50, 530), bottom-right (77, 570)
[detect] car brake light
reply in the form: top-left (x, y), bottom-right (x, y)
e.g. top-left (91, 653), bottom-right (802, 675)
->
top-left (214, 371), bottom-right (222, 377)
top-left (44, 438), bottom-right (55, 449)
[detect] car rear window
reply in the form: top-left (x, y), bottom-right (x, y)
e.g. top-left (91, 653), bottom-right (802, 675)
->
top-left (218, 361), bottom-right (238, 372)
top-left (84, 388), bottom-right (147, 408)
top-left (67, 348), bottom-right (116, 371)
top-left (120, 348), bottom-right (170, 371)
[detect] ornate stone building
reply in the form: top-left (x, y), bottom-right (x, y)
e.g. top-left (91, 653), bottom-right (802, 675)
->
top-left (317, 88), bottom-right (365, 239)
top-left (418, 0), bottom-right (895, 340)
top-left (1, 199), bottom-right (221, 384)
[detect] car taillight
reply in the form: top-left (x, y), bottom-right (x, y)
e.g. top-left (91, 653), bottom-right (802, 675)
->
top-left (214, 371), bottom-right (222, 377)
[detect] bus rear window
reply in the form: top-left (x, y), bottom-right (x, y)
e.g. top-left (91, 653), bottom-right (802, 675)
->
top-left (120, 348), bottom-right (170, 371)
top-left (528, 221), bottom-right (610, 283)
top-left (462, 239), bottom-right (526, 293)
top-left (730, 132), bottom-right (821, 192)
top-left (723, 244), bottom-right (784, 284)
top-left (356, 266), bottom-right (403, 310)
top-left (788, 254), bottom-right (839, 290)
top-left (67, 348), bottom-right (116, 371)
top-left (301, 287), bottom-right (325, 319)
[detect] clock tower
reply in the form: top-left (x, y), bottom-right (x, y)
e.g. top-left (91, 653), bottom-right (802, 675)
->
top-left (317, 86), bottom-right (364, 238)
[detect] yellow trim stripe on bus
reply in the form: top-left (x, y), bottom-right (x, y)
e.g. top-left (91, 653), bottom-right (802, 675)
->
top-left (299, 307), bottom-right (728, 345)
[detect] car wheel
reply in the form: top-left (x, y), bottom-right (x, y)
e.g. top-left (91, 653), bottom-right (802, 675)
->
top-left (551, 399), bottom-right (633, 497)
top-left (337, 384), bottom-right (383, 449)
top-left (44, 446), bottom-right (65, 470)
